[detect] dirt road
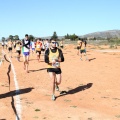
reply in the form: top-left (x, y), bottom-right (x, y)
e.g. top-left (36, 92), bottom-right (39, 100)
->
top-left (0, 45), bottom-right (120, 120)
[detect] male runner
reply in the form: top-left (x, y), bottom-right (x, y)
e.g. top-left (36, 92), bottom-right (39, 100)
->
top-left (45, 39), bottom-right (64, 101)
top-left (22, 34), bottom-right (30, 73)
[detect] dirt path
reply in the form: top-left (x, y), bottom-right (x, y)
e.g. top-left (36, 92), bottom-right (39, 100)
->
top-left (0, 46), bottom-right (120, 120)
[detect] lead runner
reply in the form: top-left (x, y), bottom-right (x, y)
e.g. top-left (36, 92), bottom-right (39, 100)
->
top-left (45, 39), bottom-right (64, 101)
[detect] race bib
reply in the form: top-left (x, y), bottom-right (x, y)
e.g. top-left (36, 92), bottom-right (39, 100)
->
top-left (16, 47), bottom-right (20, 50)
top-left (37, 45), bottom-right (40, 48)
top-left (52, 62), bottom-right (60, 68)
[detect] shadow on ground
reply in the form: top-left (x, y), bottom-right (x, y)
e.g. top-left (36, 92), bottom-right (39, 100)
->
top-left (89, 58), bottom-right (96, 61)
top-left (0, 87), bottom-right (34, 99)
top-left (29, 68), bottom-right (47, 73)
top-left (57, 83), bottom-right (93, 99)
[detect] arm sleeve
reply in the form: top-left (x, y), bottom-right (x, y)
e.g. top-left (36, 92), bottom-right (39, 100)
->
top-left (44, 49), bottom-right (49, 63)
top-left (58, 49), bottom-right (64, 62)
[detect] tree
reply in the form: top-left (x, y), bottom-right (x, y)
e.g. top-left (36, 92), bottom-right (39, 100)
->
top-left (29, 35), bottom-right (35, 41)
top-left (14, 35), bottom-right (19, 40)
top-left (9, 35), bottom-right (13, 40)
top-left (69, 34), bottom-right (78, 41)
top-left (51, 31), bottom-right (58, 40)
top-left (65, 33), bottom-right (69, 39)
top-left (2, 37), bottom-right (5, 41)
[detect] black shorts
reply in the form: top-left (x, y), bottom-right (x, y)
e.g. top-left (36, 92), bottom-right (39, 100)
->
top-left (16, 50), bottom-right (21, 55)
top-left (41, 48), bottom-right (45, 51)
top-left (47, 68), bottom-right (62, 74)
top-left (80, 49), bottom-right (86, 53)
top-left (77, 46), bottom-right (80, 50)
top-left (8, 47), bottom-right (12, 51)
top-left (60, 46), bottom-right (63, 48)
top-left (36, 50), bottom-right (41, 55)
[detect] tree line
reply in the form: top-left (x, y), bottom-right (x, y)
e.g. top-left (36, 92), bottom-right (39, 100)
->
top-left (1, 31), bottom-right (80, 41)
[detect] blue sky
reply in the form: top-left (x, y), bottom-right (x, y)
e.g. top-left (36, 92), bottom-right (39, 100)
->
top-left (0, 0), bottom-right (120, 39)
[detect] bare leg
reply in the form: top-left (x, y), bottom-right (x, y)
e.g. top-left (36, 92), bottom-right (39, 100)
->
top-left (55, 74), bottom-right (62, 91)
top-left (23, 55), bottom-right (26, 70)
top-left (26, 55), bottom-right (29, 73)
top-left (49, 72), bottom-right (56, 96)
top-left (56, 74), bottom-right (62, 86)
top-left (37, 52), bottom-right (40, 62)
top-left (80, 53), bottom-right (82, 60)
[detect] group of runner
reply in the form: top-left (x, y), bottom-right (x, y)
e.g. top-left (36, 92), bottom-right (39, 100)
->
top-left (1, 34), bottom-right (87, 101)
top-left (1, 34), bottom-right (65, 101)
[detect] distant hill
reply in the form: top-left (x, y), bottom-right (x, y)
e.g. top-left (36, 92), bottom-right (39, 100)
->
top-left (80, 30), bottom-right (120, 39)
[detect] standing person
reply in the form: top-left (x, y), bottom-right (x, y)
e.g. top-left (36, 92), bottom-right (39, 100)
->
top-left (16, 40), bottom-right (22, 61)
top-left (22, 34), bottom-right (30, 73)
top-left (80, 39), bottom-right (88, 61)
top-left (8, 39), bottom-right (13, 58)
top-left (45, 39), bottom-right (64, 101)
top-left (35, 38), bottom-right (42, 62)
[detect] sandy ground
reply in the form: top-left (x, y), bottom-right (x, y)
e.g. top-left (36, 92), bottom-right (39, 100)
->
top-left (0, 44), bottom-right (120, 120)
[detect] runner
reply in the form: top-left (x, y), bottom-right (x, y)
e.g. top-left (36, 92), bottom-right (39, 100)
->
top-left (41, 39), bottom-right (45, 53)
top-left (16, 40), bottom-right (22, 61)
top-left (7, 39), bottom-right (13, 58)
top-left (79, 39), bottom-right (88, 61)
top-left (77, 38), bottom-right (81, 55)
top-left (45, 39), bottom-right (64, 101)
top-left (13, 40), bottom-right (16, 50)
top-left (1, 40), bottom-right (5, 49)
top-left (59, 40), bottom-right (64, 49)
top-left (22, 34), bottom-right (30, 73)
top-left (30, 39), bottom-right (35, 55)
top-left (5, 40), bottom-right (8, 49)
top-left (44, 39), bottom-right (50, 51)
top-left (35, 38), bottom-right (42, 62)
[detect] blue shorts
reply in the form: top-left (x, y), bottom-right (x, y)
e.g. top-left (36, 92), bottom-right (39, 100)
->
top-left (32, 48), bottom-right (35, 51)
top-left (23, 52), bottom-right (30, 56)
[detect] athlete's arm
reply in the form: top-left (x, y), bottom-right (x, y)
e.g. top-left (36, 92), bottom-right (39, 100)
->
top-left (58, 49), bottom-right (64, 62)
top-left (44, 49), bottom-right (49, 63)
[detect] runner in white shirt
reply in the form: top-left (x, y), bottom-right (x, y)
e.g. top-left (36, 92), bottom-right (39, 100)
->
top-left (30, 40), bottom-right (35, 55)
top-left (22, 34), bottom-right (30, 73)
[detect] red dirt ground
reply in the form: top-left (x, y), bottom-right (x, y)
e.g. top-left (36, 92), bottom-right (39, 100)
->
top-left (0, 44), bottom-right (120, 120)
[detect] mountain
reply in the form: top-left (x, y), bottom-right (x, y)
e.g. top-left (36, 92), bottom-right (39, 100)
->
top-left (80, 30), bottom-right (120, 38)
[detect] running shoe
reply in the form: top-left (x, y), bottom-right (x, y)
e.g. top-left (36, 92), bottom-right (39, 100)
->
top-left (51, 95), bottom-right (56, 101)
top-left (56, 85), bottom-right (59, 91)
top-left (80, 58), bottom-right (83, 61)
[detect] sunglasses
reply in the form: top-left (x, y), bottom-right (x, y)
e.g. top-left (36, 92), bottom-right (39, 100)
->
top-left (51, 42), bottom-right (56, 44)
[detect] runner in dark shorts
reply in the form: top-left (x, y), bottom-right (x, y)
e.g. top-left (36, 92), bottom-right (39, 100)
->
top-left (45, 39), bottom-right (64, 101)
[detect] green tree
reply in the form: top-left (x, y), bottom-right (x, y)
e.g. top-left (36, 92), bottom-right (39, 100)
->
top-left (2, 37), bottom-right (5, 41)
top-left (14, 35), bottom-right (19, 40)
top-left (65, 33), bottom-right (69, 39)
top-left (29, 35), bottom-right (35, 41)
top-left (69, 34), bottom-right (78, 41)
top-left (51, 31), bottom-right (58, 40)
top-left (9, 35), bottom-right (13, 40)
